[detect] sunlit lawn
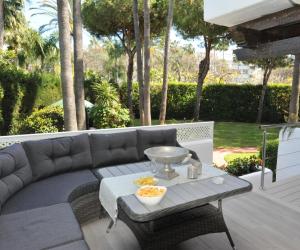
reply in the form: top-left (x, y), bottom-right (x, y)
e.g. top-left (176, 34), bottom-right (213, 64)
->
top-left (214, 122), bottom-right (279, 149)
top-left (224, 152), bottom-right (259, 162)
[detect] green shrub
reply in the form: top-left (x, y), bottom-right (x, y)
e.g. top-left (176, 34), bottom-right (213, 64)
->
top-left (226, 155), bottom-right (261, 177)
top-left (16, 106), bottom-right (64, 134)
top-left (120, 82), bottom-right (292, 123)
top-left (90, 82), bottom-right (130, 128)
top-left (259, 139), bottom-right (279, 181)
top-left (35, 73), bottom-right (61, 107)
top-left (0, 58), bottom-right (42, 135)
top-left (84, 70), bottom-right (104, 104)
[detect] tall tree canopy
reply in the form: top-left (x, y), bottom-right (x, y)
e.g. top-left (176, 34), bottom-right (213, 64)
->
top-left (82, 0), bottom-right (167, 119)
top-left (174, 0), bottom-right (228, 121)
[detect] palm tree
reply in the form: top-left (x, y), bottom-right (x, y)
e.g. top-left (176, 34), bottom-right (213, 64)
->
top-left (132, 0), bottom-right (144, 125)
top-left (0, 0), bottom-right (4, 49)
top-left (159, 0), bottom-right (174, 125)
top-left (57, 0), bottom-right (77, 131)
top-left (143, 0), bottom-right (151, 125)
top-left (289, 54), bottom-right (300, 123)
top-left (30, 0), bottom-right (72, 34)
top-left (0, 0), bottom-right (26, 50)
top-left (73, 0), bottom-right (86, 130)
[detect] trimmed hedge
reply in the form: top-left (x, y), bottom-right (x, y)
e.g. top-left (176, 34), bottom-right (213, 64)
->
top-left (121, 82), bottom-right (292, 123)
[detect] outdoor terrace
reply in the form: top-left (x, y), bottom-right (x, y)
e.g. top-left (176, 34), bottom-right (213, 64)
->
top-left (83, 188), bottom-right (300, 250)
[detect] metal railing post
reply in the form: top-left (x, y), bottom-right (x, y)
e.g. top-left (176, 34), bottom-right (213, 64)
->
top-left (260, 129), bottom-right (267, 190)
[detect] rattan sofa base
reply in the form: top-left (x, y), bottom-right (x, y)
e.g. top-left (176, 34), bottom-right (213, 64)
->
top-left (118, 203), bottom-right (235, 250)
top-left (71, 191), bottom-right (101, 225)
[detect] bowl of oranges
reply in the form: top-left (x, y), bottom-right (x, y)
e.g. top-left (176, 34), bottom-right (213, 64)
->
top-left (135, 185), bottom-right (167, 206)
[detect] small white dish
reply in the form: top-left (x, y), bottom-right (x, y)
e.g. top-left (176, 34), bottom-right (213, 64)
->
top-left (135, 185), bottom-right (167, 206)
top-left (212, 176), bottom-right (224, 185)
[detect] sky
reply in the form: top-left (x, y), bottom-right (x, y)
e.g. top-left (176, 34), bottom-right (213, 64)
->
top-left (24, 1), bottom-right (235, 61)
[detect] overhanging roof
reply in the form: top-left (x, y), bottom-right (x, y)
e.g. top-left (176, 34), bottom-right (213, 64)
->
top-left (204, 0), bottom-right (300, 27)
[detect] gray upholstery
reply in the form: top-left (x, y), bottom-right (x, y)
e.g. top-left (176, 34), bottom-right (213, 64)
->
top-left (137, 129), bottom-right (177, 160)
top-left (0, 203), bottom-right (83, 250)
top-left (0, 144), bottom-right (32, 211)
top-left (22, 134), bottom-right (93, 181)
top-left (47, 240), bottom-right (89, 250)
top-left (90, 131), bottom-right (139, 168)
top-left (2, 170), bottom-right (98, 214)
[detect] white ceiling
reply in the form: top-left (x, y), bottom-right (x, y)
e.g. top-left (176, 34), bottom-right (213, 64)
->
top-left (204, 0), bottom-right (300, 27)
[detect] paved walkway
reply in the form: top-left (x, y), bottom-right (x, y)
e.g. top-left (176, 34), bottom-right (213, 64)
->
top-left (213, 147), bottom-right (258, 169)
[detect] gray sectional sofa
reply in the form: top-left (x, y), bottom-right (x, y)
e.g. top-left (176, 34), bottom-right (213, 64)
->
top-left (0, 128), bottom-right (195, 250)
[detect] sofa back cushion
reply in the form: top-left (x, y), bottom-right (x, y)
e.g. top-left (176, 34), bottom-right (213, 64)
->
top-left (137, 129), bottom-right (177, 160)
top-left (90, 131), bottom-right (139, 168)
top-left (22, 134), bottom-right (92, 181)
top-left (0, 144), bottom-right (32, 210)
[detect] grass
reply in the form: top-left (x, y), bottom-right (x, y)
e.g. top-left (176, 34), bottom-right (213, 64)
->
top-left (133, 119), bottom-right (188, 126)
top-left (133, 119), bottom-right (279, 149)
top-left (224, 152), bottom-right (259, 163)
top-left (214, 122), bottom-right (279, 149)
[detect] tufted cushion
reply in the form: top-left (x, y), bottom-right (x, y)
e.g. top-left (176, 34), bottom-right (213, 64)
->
top-left (137, 129), bottom-right (177, 160)
top-left (22, 134), bottom-right (93, 181)
top-left (90, 131), bottom-right (139, 168)
top-left (0, 144), bottom-right (32, 211)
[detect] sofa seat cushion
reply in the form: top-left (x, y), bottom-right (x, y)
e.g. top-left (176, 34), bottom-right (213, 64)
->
top-left (90, 131), bottom-right (139, 168)
top-left (22, 134), bottom-right (93, 181)
top-left (0, 203), bottom-right (83, 250)
top-left (2, 170), bottom-right (99, 214)
top-left (137, 129), bottom-right (177, 160)
top-left (47, 240), bottom-right (89, 250)
top-left (0, 144), bottom-right (32, 211)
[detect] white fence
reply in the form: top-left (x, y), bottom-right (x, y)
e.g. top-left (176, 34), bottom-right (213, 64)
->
top-left (0, 122), bottom-right (214, 165)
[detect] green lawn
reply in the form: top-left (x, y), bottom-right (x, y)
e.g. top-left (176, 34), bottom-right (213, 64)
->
top-left (224, 152), bottom-right (259, 162)
top-left (214, 122), bottom-right (279, 149)
top-left (133, 119), bottom-right (188, 126)
top-left (133, 120), bottom-right (279, 149)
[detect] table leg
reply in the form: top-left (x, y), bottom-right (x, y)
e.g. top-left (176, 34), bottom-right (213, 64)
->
top-left (218, 200), bottom-right (236, 250)
top-left (106, 218), bottom-right (114, 233)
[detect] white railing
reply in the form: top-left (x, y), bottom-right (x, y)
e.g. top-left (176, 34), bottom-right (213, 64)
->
top-left (260, 123), bottom-right (300, 189)
top-left (0, 122), bottom-right (214, 165)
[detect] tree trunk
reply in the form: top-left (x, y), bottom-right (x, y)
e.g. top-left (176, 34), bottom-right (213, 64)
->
top-left (57, 0), bottom-right (78, 131)
top-left (194, 38), bottom-right (211, 121)
top-left (143, 0), bottom-right (151, 125)
top-left (159, 0), bottom-right (174, 125)
top-left (127, 52), bottom-right (134, 120)
top-left (0, 0), bottom-right (4, 49)
top-left (133, 0), bottom-right (144, 125)
top-left (73, 0), bottom-right (86, 130)
top-left (257, 63), bottom-right (273, 124)
top-left (289, 54), bottom-right (300, 123)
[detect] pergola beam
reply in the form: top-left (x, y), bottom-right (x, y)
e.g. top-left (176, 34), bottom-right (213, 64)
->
top-left (234, 36), bottom-right (300, 61)
top-left (238, 6), bottom-right (300, 31)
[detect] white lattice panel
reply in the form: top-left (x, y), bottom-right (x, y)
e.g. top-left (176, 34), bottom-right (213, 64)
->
top-left (176, 124), bottom-right (213, 142)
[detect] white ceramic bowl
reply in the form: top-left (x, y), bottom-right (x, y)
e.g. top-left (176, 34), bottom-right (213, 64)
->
top-left (135, 185), bottom-right (167, 206)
